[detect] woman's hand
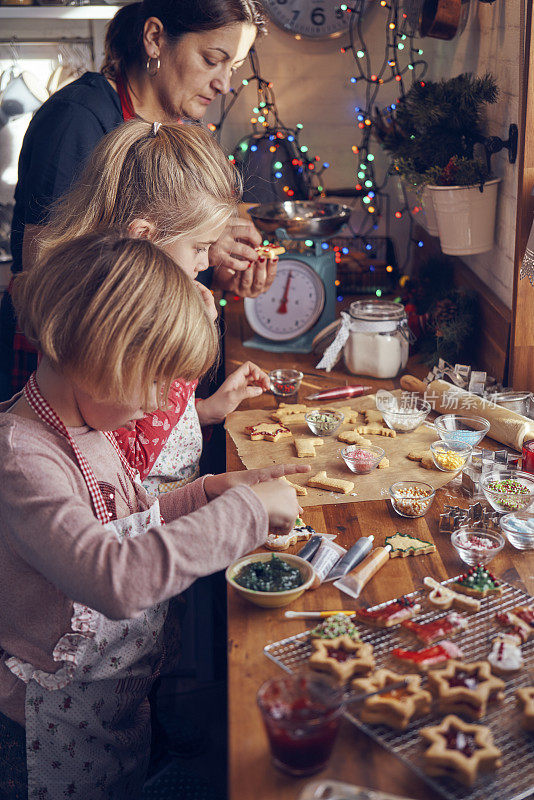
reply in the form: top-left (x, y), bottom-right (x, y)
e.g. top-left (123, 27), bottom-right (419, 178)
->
top-left (208, 217), bottom-right (279, 298)
top-left (209, 217), bottom-right (262, 272)
top-left (193, 280), bottom-right (218, 323)
top-left (204, 464), bottom-right (311, 535)
top-left (213, 256), bottom-right (278, 298)
top-left (196, 361), bottom-right (269, 425)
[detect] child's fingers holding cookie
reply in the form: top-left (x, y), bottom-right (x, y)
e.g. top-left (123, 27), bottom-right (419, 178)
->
top-left (252, 479), bottom-right (301, 535)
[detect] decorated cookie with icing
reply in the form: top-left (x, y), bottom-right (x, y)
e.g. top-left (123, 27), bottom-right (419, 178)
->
top-left (423, 576), bottom-right (481, 613)
top-left (420, 714), bottom-right (502, 787)
top-left (355, 595), bottom-right (421, 628)
top-left (402, 611), bottom-right (468, 645)
top-left (392, 640), bottom-right (464, 672)
top-left (488, 635), bottom-right (523, 676)
top-left (265, 520), bottom-right (316, 551)
top-left (385, 532), bottom-right (436, 558)
top-left (309, 614), bottom-right (360, 641)
top-left (452, 564), bottom-right (502, 598)
top-left (244, 422), bottom-right (292, 442)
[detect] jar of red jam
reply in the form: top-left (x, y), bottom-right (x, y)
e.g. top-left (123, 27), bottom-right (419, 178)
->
top-left (523, 440), bottom-right (534, 475)
top-left (257, 672), bottom-right (344, 775)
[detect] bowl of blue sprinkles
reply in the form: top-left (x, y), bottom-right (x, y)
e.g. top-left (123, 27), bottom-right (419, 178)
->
top-left (434, 415), bottom-right (490, 447)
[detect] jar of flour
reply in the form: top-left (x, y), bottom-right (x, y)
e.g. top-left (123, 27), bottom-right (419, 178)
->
top-left (343, 300), bottom-right (410, 379)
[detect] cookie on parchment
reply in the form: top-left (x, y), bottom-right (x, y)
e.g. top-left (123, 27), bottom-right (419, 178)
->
top-left (244, 422), bottom-right (292, 442)
top-left (356, 424), bottom-right (396, 438)
top-left (363, 409), bottom-right (384, 425)
top-left (337, 429), bottom-right (372, 446)
top-left (307, 470), bottom-right (355, 494)
top-left (407, 449), bottom-right (436, 470)
top-left (279, 475), bottom-right (308, 496)
top-left (294, 437), bottom-right (324, 458)
top-left (420, 714), bottom-right (502, 787)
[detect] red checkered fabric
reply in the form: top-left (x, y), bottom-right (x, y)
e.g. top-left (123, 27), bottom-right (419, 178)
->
top-left (24, 373), bottom-right (137, 525)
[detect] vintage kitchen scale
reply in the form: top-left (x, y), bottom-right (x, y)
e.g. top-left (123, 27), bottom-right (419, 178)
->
top-left (243, 201), bottom-right (352, 353)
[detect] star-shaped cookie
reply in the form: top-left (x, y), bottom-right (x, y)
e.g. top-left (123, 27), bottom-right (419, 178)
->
top-left (420, 714), bottom-right (502, 787)
top-left (244, 423), bottom-right (292, 442)
top-left (309, 635), bottom-right (375, 683)
top-left (427, 659), bottom-right (505, 719)
top-left (351, 668), bottom-right (432, 730)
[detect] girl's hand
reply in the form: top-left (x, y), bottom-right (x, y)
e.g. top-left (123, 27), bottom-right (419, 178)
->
top-left (196, 361), bottom-right (270, 425)
top-left (204, 463), bottom-right (311, 502)
top-left (214, 256), bottom-right (278, 298)
top-left (193, 280), bottom-right (218, 323)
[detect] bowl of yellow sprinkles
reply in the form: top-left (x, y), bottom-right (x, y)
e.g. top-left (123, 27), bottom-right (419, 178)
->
top-left (430, 440), bottom-right (472, 472)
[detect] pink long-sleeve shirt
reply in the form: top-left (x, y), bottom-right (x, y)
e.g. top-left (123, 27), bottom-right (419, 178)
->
top-left (0, 405), bottom-right (267, 726)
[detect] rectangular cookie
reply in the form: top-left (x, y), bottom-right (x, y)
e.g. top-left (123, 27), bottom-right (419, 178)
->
top-left (308, 470), bottom-right (354, 494)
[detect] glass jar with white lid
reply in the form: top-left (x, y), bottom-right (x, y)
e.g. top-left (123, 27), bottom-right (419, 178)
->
top-left (343, 300), bottom-right (410, 379)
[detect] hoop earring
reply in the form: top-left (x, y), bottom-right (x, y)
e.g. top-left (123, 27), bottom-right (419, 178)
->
top-left (146, 57), bottom-right (160, 77)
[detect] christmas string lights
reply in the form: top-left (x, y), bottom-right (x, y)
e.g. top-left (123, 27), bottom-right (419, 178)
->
top-left (341, 1), bottom-right (427, 248)
top-left (210, 47), bottom-right (329, 200)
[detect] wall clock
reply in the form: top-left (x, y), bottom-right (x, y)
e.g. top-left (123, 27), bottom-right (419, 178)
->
top-left (261, 1), bottom-right (352, 40)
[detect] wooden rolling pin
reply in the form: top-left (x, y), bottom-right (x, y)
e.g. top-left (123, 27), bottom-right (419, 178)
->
top-left (400, 374), bottom-right (534, 452)
top-left (333, 545), bottom-right (391, 599)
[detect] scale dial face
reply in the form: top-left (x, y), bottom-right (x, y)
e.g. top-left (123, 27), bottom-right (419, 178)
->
top-left (244, 258), bottom-right (325, 341)
top-left (261, 1), bottom-right (351, 40)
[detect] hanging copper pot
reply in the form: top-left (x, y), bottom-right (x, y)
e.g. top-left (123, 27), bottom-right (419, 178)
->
top-left (420, 0), bottom-right (462, 39)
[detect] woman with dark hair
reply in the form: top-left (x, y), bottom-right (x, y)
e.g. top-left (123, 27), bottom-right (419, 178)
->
top-left (1, 0), bottom-right (270, 398)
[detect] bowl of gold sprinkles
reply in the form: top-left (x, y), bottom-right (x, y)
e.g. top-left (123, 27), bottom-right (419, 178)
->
top-left (430, 440), bottom-right (472, 472)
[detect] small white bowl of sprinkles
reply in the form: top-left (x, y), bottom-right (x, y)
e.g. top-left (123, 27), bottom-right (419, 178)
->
top-left (389, 480), bottom-right (435, 518)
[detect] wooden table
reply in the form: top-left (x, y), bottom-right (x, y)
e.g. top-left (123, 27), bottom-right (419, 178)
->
top-left (224, 299), bottom-right (534, 800)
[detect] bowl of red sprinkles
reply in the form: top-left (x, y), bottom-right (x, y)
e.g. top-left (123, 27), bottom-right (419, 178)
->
top-left (480, 470), bottom-right (534, 514)
top-left (451, 527), bottom-right (505, 566)
top-left (340, 444), bottom-right (385, 474)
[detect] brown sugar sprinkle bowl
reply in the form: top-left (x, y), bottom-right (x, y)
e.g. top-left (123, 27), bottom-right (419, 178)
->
top-left (389, 481), bottom-right (435, 518)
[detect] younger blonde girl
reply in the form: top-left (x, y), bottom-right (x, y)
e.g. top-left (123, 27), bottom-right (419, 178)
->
top-left (38, 120), bottom-right (277, 491)
top-left (0, 231), bottom-right (305, 799)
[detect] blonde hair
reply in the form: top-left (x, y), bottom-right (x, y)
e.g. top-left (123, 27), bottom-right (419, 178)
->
top-left (38, 120), bottom-right (241, 260)
top-left (13, 232), bottom-right (219, 405)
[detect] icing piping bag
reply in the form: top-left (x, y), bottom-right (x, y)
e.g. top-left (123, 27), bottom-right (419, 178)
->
top-left (305, 385), bottom-right (373, 401)
top-left (334, 545), bottom-right (392, 599)
top-left (324, 535), bottom-right (375, 582)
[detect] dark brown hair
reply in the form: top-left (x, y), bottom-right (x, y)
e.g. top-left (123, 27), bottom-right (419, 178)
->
top-left (102, 0), bottom-right (266, 81)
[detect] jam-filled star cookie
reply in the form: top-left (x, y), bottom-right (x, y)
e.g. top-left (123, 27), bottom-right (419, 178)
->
top-left (244, 422), bottom-right (292, 442)
top-left (351, 668), bottom-right (432, 730)
top-left (427, 659), bottom-right (505, 719)
top-left (516, 687), bottom-right (534, 731)
top-left (420, 714), bottom-right (502, 787)
top-left (309, 635), bottom-right (375, 683)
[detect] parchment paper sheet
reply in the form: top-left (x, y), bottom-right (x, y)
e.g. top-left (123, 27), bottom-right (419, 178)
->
top-left (225, 395), bottom-right (458, 507)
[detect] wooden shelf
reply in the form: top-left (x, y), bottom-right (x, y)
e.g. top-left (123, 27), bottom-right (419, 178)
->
top-left (0, 5), bottom-right (120, 19)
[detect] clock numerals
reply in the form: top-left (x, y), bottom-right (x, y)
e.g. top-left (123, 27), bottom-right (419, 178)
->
top-left (311, 7), bottom-right (325, 26)
top-left (262, 0), bottom-right (351, 39)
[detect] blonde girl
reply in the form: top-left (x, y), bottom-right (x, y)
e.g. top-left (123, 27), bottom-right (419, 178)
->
top-left (39, 119), bottom-right (276, 491)
top-left (0, 231), bottom-right (305, 799)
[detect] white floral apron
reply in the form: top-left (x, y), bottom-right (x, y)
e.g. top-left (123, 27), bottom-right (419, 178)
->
top-left (6, 374), bottom-right (168, 799)
top-left (143, 393), bottom-right (202, 496)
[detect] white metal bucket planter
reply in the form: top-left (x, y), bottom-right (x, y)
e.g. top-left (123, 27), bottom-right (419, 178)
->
top-left (426, 178), bottom-right (500, 255)
top-left (420, 187), bottom-right (439, 236)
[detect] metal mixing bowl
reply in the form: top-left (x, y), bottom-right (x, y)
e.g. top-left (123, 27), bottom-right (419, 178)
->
top-left (248, 201), bottom-right (352, 239)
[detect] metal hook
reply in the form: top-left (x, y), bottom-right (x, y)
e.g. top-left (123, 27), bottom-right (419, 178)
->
top-left (482, 123), bottom-right (518, 174)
